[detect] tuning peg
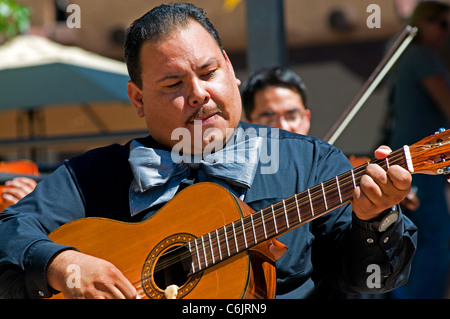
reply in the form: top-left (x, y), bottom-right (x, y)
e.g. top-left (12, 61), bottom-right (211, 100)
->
top-left (438, 166), bottom-right (450, 175)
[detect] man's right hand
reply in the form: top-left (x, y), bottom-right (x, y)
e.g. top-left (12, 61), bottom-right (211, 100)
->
top-left (46, 250), bottom-right (137, 299)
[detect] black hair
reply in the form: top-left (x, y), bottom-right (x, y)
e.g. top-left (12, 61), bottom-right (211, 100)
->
top-left (124, 3), bottom-right (223, 88)
top-left (241, 67), bottom-right (308, 118)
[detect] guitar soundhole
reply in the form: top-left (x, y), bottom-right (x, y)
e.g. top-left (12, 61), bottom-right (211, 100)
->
top-left (141, 233), bottom-right (202, 299)
top-left (153, 245), bottom-right (191, 289)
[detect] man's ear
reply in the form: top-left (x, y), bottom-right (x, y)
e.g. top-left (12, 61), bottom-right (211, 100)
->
top-left (222, 50), bottom-right (241, 86)
top-left (127, 80), bottom-right (145, 118)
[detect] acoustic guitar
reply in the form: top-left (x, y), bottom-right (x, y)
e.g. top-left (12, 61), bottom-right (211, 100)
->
top-left (48, 129), bottom-right (450, 299)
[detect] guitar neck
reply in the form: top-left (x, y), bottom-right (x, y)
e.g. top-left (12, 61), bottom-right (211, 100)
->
top-left (187, 146), bottom-right (412, 275)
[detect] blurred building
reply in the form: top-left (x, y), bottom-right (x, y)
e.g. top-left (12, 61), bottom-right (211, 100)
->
top-left (2, 0), bottom-right (448, 166)
top-left (20, 0), bottom-right (404, 60)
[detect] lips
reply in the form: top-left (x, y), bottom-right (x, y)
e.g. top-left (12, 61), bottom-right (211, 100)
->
top-left (187, 107), bottom-right (222, 124)
top-left (197, 112), bottom-right (217, 121)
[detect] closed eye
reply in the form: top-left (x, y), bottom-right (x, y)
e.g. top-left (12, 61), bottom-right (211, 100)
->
top-left (201, 70), bottom-right (216, 80)
top-left (166, 81), bottom-right (182, 89)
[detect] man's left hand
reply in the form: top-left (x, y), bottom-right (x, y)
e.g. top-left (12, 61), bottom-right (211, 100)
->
top-left (351, 145), bottom-right (412, 221)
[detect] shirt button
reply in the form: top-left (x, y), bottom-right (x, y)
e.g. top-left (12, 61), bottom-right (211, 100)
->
top-left (38, 291), bottom-right (45, 297)
top-left (383, 237), bottom-right (389, 244)
top-left (366, 238), bottom-right (374, 244)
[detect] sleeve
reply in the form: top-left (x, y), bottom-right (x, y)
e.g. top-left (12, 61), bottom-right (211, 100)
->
top-left (0, 165), bottom-right (85, 298)
top-left (336, 210), bottom-right (418, 293)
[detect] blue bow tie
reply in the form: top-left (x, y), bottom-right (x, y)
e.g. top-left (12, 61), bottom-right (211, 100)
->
top-left (128, 134), bottom-right (262, 216)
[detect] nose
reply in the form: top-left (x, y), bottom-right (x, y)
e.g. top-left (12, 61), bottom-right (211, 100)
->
top-left (188, 78), bottom-right (210, 107)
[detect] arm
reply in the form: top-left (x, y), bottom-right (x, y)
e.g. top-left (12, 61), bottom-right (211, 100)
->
top-left (0, 165), bottom-right (136, 299)
top-left (46, 250), bottom-right (136, 299)
top-left (351, 146), bottom-right (412, 221)
top-left (330, 146), bottom-right (417, 293)
top-left (0, 165), bottom-right (83, 298)
top-left (1, 177), bottom-right (37, 205)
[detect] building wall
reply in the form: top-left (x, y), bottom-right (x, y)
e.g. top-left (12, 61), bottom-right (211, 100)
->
top-left (5, 0), bottom-right (449, 162)
top-left (18, 0), bottom-right (407, 60)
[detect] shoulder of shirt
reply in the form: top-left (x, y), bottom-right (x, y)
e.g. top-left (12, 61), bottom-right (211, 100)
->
top-left (67, 124), bottom-right (337, 164)
top-left (66, 135), bottom-right (156, 169)
top-left (239, 121), bottom-right (335, 148)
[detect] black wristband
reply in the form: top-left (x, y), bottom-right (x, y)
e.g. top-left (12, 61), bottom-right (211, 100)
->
top-left (353, 206), bottom-right (399, 232)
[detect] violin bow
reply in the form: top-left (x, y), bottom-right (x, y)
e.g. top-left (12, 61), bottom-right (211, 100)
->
top-left (324, 25), bottom-right (418, 145)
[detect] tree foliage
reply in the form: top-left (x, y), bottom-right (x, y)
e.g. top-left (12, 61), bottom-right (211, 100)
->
top-left (0, 0), bottom-right (30, 42)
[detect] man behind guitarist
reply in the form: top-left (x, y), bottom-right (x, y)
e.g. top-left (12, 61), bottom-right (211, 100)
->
top-left (0, 3), bottom-right (416, 299)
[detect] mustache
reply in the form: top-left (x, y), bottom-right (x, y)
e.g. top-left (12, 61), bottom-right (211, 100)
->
top-left (186, 106), bottom-right (222, 124)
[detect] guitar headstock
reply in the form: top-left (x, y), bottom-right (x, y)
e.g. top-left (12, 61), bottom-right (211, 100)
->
top-left (408, 128), bottom-right (450, 175)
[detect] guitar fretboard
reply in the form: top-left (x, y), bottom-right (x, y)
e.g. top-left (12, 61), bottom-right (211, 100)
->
top-left (187, 147), bottom-right (411, 275)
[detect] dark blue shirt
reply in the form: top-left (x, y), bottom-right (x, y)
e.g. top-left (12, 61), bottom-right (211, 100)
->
top-left (0, 122), bottom-right (417, 298)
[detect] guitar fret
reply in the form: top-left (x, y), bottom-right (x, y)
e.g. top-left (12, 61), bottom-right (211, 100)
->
top-left (271, 205), bottom-right (278, 234)
top-left (223, 225), bottom-right (230, 257)
top-left (336, 176), bottom-right (342, 203)
top-left (322, 179), bottom-right (340, 210)
top-left (250, 214), bottom-right (257, 244)
top-left (307, 188), bottom-right (314, 217)
top-left (216, 229), bottom-right (223, 260)
top-left (339, 171), bottom-right (357, 200)
top-left (208, 232), bottom-right (215, 264)
top-left (201, 236), bottom-right (208, 267)
top-left (351, 169), bottom-right (356, 189)
top-left (385, 157), bottom-right (390, 169)
top-left (295, 193), bottom-right (301, 223)
top-left (194, 238), bottom-right (202, 270)
top-left (232, 222), bottom-right (239, 253)
top-left (282, 199), bottom-right (289, 228)
top-left (297, 191), bottom-right (310, 221)
top-left (188, 240), bottom-right (196, 273)
top-left (260, 210), bottom-right (267, 239)
top-left (241, 218), bottom-right (248, 248)
top-left (321, 182), bottom-right (328, 210)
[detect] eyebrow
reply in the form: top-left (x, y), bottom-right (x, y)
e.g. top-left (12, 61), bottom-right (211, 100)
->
top-left (156, 73), bottom-right (183, 83)
top-left (257, 108), bottom-right (302, 118)
top-left (155, 58), bottom-right (220, 83)
top-left (259, 110), bottom-right (276, 117)
top-left (199, 58), bottom-right (219, 70)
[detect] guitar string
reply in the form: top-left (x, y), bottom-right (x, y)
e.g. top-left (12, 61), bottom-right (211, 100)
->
top-left (188, 144), bottom-right (444, 269)
top-left (127, 142), bottom-right (447, 287)
top-left (120, 148), bottom-right (412, 277)
top-left (120, 149), bottom-right (409, 277)
top-left (125, 144), bottom-right (443, 281)
top-left (86, 142), bottom-right (445, 296)
top-left (111, 143), bottom-right (446, 296)
top-left (138, 142), bottom-right (449, 278)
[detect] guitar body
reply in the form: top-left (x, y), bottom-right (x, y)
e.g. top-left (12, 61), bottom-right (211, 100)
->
top-left (48, 183), bottom-right (284, 299)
